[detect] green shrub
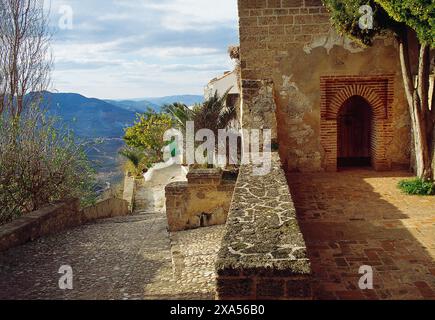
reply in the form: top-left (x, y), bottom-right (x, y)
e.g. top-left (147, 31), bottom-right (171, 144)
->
top-left (0, 106), bottom-right (97, 225)
top-left (118, 147), bottom-right (154, 178)
top-left (123, 109), bottom-right (173, 162)
top-left (398, 178), bottom-right (435, 196)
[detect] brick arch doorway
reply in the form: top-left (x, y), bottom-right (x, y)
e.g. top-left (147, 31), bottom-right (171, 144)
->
top-left (320, 75), bottom-right (395, 172)
top-left (337, 96), bottom-right (373, 168)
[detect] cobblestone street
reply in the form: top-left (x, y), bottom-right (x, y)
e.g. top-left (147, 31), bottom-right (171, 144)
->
top-left (288, 169), bottom-right (435, 300)
top-left (0, 178), bottom-right (224, 300)
top-left (1, 169), bottom-right (434, 300)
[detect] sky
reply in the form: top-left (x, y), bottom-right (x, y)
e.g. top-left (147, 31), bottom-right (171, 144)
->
top-left (46, 0), bottom-right (239, 99)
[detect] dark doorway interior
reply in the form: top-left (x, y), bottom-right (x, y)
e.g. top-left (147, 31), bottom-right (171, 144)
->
top-left (337, 96), bottom-right (373, 168)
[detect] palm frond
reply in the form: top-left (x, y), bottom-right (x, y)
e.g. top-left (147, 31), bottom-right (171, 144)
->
top-left (164, 102), bottom-right (194, 131)
top-left (164, 90), bottom-right (237, 135)
top-left (118, 148), bottom-right (144, 168)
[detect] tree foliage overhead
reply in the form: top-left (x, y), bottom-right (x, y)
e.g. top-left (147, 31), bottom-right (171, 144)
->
top-left (375, 0), bottom-right (434, 47)
top-left (322, 0), bottom-right (434, 47)
top-left (0, 0), bottom-right (52, 116)
top-left (322, 0), bottom-right (394, 45)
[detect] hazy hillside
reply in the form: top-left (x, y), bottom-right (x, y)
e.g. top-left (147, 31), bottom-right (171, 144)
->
top-left (139, 95), bottom-right (204, 107)
top-left (33, 92), bottom-right (137, 187)
top-left (41, 92), bottom-right (137, 138)
top-left (34, 92), bottom-right (204, 188)
top-left (106, 95), bottom-right (204, 113)
top-left (104, 99), bottom-right (160, 113)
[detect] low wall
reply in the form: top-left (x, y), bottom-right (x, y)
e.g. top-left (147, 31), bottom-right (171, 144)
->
top-left (0, 197), bottom-right (130, 252)
top-left (122, 174), bottom-right (136, 213)
top-left (165, 168), bottom-right (236, 232)
top-left (81, 197), bottom-right (129, 222)
top-left (215, 153), bottom-right (312, 300)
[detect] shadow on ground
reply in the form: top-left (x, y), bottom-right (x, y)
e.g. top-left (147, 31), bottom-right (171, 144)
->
top-left (0, 214), bottom-right (166, 300)
top-left (287, 169), bottom-right (435, 300)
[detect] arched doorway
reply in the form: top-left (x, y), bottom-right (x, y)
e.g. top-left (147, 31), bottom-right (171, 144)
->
top-left (337, 96), bottom-right (373, 168)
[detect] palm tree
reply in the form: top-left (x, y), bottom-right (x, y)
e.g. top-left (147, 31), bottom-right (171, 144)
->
top-left (164, 102), bottom-right (194, 133)
top-left (118, 147), bottom-right (147, 177)
top-left (164, 89), bottom-right (237, 136)
top-left (164, 90), bottom-right (238, 168)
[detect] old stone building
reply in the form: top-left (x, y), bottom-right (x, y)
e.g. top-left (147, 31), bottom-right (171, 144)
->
top-left (237, 0), bottom-right (411, 172)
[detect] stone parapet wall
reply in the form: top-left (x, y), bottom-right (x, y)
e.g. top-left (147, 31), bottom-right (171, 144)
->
top-left (186, 169), bottom-right (223, 185)
top-left (0, 198), bottom-right (130, 252)
top-left (165, 168), bottom-right (236, 232)
top-left (215, 153), bottom-right (312, 300)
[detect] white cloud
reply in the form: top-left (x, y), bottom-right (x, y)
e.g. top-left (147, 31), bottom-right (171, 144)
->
top-left (136, 46), bottom-right (221, 58)
top-left (48, 0), bottom-right (239, 98)
top-left (145, 0), bottom-right (238, 31)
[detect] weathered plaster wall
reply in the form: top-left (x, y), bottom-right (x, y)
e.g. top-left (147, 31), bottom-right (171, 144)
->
top-left (238, 0), bottom-right (411, 172)
top-left (241, 79), bottom-right (278, 142)
top-left (205, 70), bottom-right (240, 99)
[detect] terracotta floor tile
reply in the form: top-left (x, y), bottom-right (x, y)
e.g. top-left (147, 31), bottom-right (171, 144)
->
top-left (287, 170), bottom-right (435, 300)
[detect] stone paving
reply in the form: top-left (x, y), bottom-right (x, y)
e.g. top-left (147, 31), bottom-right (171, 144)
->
top-left (0, 178), bottom-right (224, 300)
top-left (144, 226), bottom-right (225, 300)
top-left (287, 169), bottom-right (435, 300)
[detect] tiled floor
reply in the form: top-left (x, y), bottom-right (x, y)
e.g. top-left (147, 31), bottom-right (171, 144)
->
top-left (287, 169), bottom-right (435, 300)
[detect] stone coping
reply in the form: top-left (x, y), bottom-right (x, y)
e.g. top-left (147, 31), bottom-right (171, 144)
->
top-left (165, 168), bottom-right (236, 232)
top-left (216, 153), bottom-right (311, 277)
top-left (187, 167), bottom-right (222, 177)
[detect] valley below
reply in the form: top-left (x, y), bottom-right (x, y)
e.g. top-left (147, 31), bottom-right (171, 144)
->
top-left (40, 91), bottom-right (204, 195)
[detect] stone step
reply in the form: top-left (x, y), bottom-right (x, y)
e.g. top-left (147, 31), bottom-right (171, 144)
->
top-left (93, 215), bottom-right (154, 224)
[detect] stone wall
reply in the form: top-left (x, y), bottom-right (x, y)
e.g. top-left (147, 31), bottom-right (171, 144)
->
top-left (0, 198), bottom-right (130, 252)
top-left (215, 153), bottom-right (312, 300)
top-left (241, 79), bottom-right (278, 143)
top-left (81, 197), bottom-right (130, 222)
top-left (165, 169), bottom-right (236, 232)
top-left (238, 0), bottom-right (411, 172)
top-left (122, 174), bottom-right (136, 213)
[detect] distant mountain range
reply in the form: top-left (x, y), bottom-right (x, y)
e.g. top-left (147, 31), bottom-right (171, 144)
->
top-left (36, 92), bottom-right (204, 186)
top-left (42, 92), bottom-right (137, 138)
top-left (105, 95), bottom-right (204, 113)
top-left (143, 95), bottom-right (204, 107)
top-left (104, 99), bottom-right (161, 113)
top-left (40, 92), bottom-right (204, 138)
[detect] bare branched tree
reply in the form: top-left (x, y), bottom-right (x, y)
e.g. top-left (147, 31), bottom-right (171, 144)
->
top-left (0, 1), bottom-right (6, 114)
top-left (0, 1), bottom-right (97, 225)
top-left (0, 0), bottom-right (52, 117)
